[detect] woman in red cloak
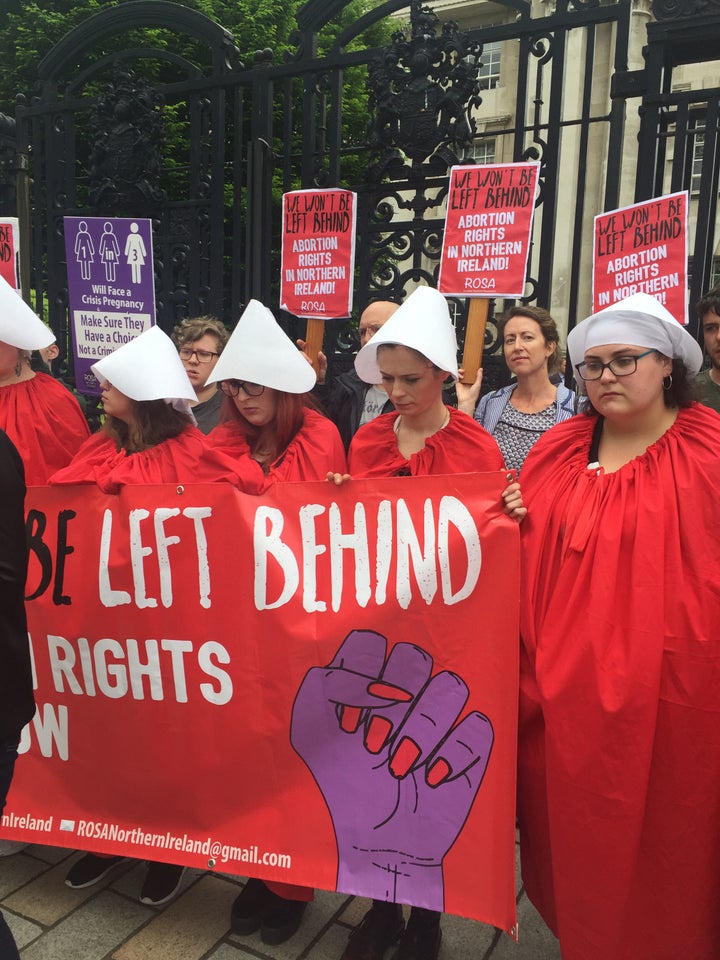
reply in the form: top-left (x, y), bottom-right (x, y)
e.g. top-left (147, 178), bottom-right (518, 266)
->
top-left (517, 292), bottom-right (720, 960)
top-left (49, 325), bottom-right (236, 492)
top-left (51, 324), bottom-right (236, 904)
top-left (204, 300), bottom-right (347, 944)
top-left (205, 300), bottom-right (346, 492)
top-left (330, 286), bottom-right (524, 960)
top-left (0, 276), bottom-right (89, 484)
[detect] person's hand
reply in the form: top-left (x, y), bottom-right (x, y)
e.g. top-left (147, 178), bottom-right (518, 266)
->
top-left (327, 471), bottom-right (352, 485)
top-left (291, 630), bottom-right (494, 907)
top-left (297, 339), bottom-right (328, 384)
top-left (456, 367), bottom-right (482, 416)
top-left (502, 478), bottom-right (526, 523)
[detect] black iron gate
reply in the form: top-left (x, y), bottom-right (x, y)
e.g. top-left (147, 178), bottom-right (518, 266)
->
top-left (10, 0), bottom-right (720, 384)
top-left (635, 0), bottom-right (720, 338)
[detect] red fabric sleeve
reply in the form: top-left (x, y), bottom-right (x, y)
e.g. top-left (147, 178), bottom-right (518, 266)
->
top-left (49, 427), bottom-right (235, 493)
top-left (348, 406), bottom-right (505, 477)
top-left (0, 373), bottom-right (91, 485)
top-left (207, 409), bottom-right (347, 492)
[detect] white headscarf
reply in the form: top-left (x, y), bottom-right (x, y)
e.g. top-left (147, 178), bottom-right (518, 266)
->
top-left (91, 325), bottom-right (196, 413)
top-left (568, 293), bottom-right (703, 376)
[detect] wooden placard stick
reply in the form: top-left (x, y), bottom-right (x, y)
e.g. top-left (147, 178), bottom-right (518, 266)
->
top-left (304, 317), bottom-right (325, 377)
top-left (461, 298), bottom-right (489, 384)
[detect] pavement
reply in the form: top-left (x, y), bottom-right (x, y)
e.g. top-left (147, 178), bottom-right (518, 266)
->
top-left (0, 837), bottom-right (560, 960)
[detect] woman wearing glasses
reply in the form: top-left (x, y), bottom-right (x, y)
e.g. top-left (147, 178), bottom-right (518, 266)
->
top-left (204, 300), bottom-right (346, 943)
top-left (206, 300), bottom-right (346, 495)
top-left (172, 316), bottom-right (228, 433)
top-left (516, 293), bottom-right (720, 960)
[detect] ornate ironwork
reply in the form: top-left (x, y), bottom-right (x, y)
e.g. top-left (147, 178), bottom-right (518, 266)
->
top-left (365, 0), bottom-right (482, 177)
top-left (11, 0), bottom-right (720, 392)
top-left (87, 64), bottom-right (165, 212)
top-left (652, 0), bottom-right (720, 19)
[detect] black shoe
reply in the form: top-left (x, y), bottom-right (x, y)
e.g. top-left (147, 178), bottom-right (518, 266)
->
top-left (139, 862), bottom-right (186, 905)
top-left (65, 853), bottom-right (125, 889)
top-left (231, 877), bottom-right (275, 935)
top-left (394, 910), bottom-right (442, 960)
top-left (342, 903), bottom-right (405, 960)
top-left (260, 895), bottom-right (308, 944)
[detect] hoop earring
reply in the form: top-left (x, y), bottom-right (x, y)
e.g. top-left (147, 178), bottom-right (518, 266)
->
top-left (663, 374), bottom-right (672, 391)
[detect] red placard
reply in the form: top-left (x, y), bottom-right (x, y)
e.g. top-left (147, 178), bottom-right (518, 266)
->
top-left (438, 163), bottom-right (539, 298)
top-left (280, 189), bottom-right (357, 319)
top-left (593, 192), bottom-right (688, 320)
top-left (5, 475), bottom-right (519, 933)
top-left (0, 218), bottom-right (20, 288)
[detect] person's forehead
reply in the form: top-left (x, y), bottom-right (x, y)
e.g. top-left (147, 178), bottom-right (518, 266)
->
top-left (702, 309), bottom-right (720, 327)
top-left (187, 332), bottom-right (221, 348)
top-left (359, 302), bottom-right (398, 328)
top-left (377, 344), bottom-right (431, 370)
top-left (583, 343), bottom-right (646, 357)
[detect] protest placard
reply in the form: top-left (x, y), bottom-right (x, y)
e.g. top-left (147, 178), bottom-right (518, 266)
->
top-left (438, 163), bottom-right (539, 299)
top-left (63, 217), bottom-right (156, 393)
top-left (0, 217), bottom-right (20, 288)
top-left (593, 192), bottom-right (688, 320)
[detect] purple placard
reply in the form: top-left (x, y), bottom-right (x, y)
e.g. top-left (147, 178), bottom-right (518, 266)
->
top-left (63, 217), bottom-right (156, 395)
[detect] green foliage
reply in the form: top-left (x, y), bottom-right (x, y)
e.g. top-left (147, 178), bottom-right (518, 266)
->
top-left (0, 0), bottom-right (393, 114)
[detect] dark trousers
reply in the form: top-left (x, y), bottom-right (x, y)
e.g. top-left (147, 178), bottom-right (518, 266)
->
top-left (0, 736), bottom-right (21, 960)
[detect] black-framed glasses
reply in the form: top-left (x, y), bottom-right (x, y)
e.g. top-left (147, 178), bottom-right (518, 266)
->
top-left (179, 346), bottom-right (219, 363)
top-left (220, 379), bottom-right (265, 398)
top-left (575, 349), bottom-right (656, 382)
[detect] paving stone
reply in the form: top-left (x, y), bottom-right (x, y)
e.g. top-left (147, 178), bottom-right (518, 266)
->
top-left (3, 909), bottom-right (43, 951)
top-left (335, 895), bottom-right (372, 929)
top-left (4, 854), bottom-right (135, 925)
top-left (0, 852), bottom-right (50, 897)
top-left (489, 892), bottom-right (559, 959)
top-left (439, 912), bottom-right (499, 957)
top-left (19, 890), bottom-right (150, 960)
top-left (113, 873), bottom-right (238, 960)
top-left (24, 844), bottom-right (76, 866)
top-left (206, 945), bottom-right (257, 959)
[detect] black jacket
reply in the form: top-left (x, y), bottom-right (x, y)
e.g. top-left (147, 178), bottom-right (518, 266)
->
top-left (316, 367), bottom-right (394, 451)
top-left (0, 430), bottom-right (35, 741)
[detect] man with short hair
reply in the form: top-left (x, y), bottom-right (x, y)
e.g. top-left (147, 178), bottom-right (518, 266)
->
top-left (313, 300), bottom-right (399, 449)
top-left (172, 316), bottom-right (229, 433)
top-left (0, 429), bottom-right (35, 960)
top-left (693, 284), bottom-right (720, 413)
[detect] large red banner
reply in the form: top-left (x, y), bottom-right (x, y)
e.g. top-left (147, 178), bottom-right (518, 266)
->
top-left (4, 475), bottom-right (519, 933)
top-left (438, 163), bottom-right (539, 298)
top-left (593, 191), bottom-right (688, 320)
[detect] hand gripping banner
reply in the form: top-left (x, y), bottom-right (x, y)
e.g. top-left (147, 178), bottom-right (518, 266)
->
top-left (6, 474), bottom-right (519, 934)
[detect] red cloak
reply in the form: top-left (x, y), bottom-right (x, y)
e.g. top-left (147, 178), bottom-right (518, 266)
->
top-left (348, 406), bottom-right (505, 477)
top-left (48, 427), bottom-right (235, 493)
top-left (207, 408), bottom-right (347, 491)
top-left (517, 404), bottom-right (720, 960)
top-left (0, 373), bottom-right (91, 485)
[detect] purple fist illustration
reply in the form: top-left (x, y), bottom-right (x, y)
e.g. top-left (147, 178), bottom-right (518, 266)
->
top-left (290, 630), bottom-right (494, 910)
